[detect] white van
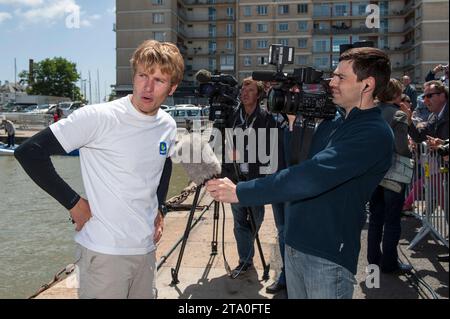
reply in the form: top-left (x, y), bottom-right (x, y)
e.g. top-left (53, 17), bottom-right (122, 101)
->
top-left (167, 105), bottom-right (205, 128)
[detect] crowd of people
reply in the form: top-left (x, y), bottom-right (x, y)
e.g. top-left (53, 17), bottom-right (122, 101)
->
top-left (13, 39), bottom-right (448, 299)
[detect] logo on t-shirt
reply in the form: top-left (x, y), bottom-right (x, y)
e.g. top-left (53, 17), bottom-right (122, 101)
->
top-left (159, 142), bottom-right (168, 156)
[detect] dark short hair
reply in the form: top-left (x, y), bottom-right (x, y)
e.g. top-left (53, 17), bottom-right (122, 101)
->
top-left (339, 47), bottom-right (391, 98)
top-left (424, 80), bottom-right (449, 99)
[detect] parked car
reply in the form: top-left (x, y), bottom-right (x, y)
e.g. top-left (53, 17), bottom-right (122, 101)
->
top-left (58, 101), bottom-right (85, 117)
top-left (167, 105), bottom-right (203, 127)
top-left (26, 104), bottom-right (57, 114)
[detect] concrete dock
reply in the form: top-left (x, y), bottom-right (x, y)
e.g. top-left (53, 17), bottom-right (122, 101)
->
top-left (33, 186), bottom-right (449, 299)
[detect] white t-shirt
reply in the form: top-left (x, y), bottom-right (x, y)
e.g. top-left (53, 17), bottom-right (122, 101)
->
top-left (50, 95), bottom-right (177, 255)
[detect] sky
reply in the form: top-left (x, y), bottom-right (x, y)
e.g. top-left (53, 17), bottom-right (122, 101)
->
top-left (0, 0), bottom-right (116, 103)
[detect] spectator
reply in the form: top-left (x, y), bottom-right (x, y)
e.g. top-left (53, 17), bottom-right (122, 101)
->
top-left (368, 78), bottom-right (412, 273)
top-left (425, 64), bottom-right (449, 86)
top-left (3, 119), bottom-right (16, 148)
top-left (402, 75), bottom-right (417, 110)
top-left (407, 80), bottom-right (449, 142)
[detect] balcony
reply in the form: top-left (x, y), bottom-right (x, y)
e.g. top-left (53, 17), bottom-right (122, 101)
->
top-left (182, 0), bottom-right (236, 5)
top-left (187, 31), bottom-right (235, 38)
top-left (313, 26), bottom-right (379, 35)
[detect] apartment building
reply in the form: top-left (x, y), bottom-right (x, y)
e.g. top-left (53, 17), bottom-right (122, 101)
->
top-left (115, 0), bottom-right (449, 100)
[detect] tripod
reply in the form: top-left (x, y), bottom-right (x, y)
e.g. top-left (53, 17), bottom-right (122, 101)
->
top-left (170, 113), bottom-right (270, 285)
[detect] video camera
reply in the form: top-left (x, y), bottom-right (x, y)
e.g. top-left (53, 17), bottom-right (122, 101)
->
top-left (195, 69), bottom-right (239, 126)
top-left (252, 44), bottom-right (337, 119)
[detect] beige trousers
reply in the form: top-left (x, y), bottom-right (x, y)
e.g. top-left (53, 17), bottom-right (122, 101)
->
top-left (75, 245), bottom-right (157, 299)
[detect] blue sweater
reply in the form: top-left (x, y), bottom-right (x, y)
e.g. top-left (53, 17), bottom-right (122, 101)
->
top-left (237, 107), bottom-right (394, 274)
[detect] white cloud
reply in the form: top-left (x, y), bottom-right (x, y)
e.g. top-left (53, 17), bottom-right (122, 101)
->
top-left (6, 0), bottom-right (102, 28)
top-left (15, 0), bottom-right (79, 24)
top-left (0, 11), bottom-right (12, 23)
top-left (0, 0), bottom-right (43, 6)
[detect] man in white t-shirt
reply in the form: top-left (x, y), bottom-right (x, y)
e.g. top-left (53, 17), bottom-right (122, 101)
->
top-left (15, 40), bottom-right (185, 299)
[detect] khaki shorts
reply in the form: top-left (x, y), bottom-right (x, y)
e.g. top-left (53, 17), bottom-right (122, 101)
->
top-left (75, 245), bottom-right (157, 299)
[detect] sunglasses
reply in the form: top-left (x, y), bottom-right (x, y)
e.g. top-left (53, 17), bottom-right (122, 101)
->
top-left (424, 92), bottom-right (441, 99)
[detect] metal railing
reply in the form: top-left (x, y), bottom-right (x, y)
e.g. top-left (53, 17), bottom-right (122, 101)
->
top-left (407, 143), bottom-right (449, 249)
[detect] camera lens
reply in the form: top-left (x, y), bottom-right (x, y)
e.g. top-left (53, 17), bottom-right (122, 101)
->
top-left (268, 89), bottom-right (285, 113)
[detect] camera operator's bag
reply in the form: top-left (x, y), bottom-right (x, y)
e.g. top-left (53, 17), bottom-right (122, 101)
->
top-left (379, 154), bottom-right (414, 193)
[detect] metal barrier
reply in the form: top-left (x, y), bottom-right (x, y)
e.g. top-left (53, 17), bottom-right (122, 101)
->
top-left (408, 142), bottom-right (449, 249)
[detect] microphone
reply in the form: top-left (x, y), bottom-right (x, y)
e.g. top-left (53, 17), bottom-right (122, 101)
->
top-left (252, 71), bottom-right (278, 82)
top-left (172, 133), bottom-right (221, 186)
top-left (195, 69), bottom-right (238, 86)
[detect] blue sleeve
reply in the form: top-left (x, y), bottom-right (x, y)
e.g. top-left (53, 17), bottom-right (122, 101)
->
top-left (236, 127), bottom-right (393, 206)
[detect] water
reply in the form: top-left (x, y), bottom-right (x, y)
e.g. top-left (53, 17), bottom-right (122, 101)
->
top-left (0, 156), bottom-right (188, 299)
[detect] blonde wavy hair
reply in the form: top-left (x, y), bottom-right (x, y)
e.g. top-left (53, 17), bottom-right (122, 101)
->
top-left (130, 40), bottom-right (185, 85)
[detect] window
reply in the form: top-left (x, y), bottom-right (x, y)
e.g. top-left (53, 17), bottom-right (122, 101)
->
top-left (352, 2), bottom-right (368, 16)
top-left (226, 40), bottom-right (233, 50)
top-left (257, 5), bottom-right (268, 15)
top-left (227, 7), bottom-right (234, 17)
top-left (244, 56), bottom-right (252, 66)
top-left (298, 39), bottom-right (308, 48)
top-left (243, 39), bottom-right (252, 49)
top-left (257, 23), bottom-right (268, 32)
top-left (314, 56), bottom-right (330, 69)
top-left (278, 5), bottom-right (289, 15)
top-left (152, 0), bottom-right (163, 5)
top-left (243, 6), bottom-right (251, 16)
top-left (279, 39), bottom-right (289, 46)
top-left (313, 4), bottom-right (330, 17)
top-left (297, 56), bottom-right (308, 65)
top-left (257, 56), bottom-right (266, 65)
top-left (226, 23), bottom-right (233, 36)
top-left (298, 4), bottom-right (308, 13)
top-left (208, 41), bottom-right (216, 54)
top-left (314, 21), bottom-right (330, 30)
top-left (244, 23), bottom-right (252, 33)
top-left (257, 40), bottom-right (268, 49)
top-left (332, 36), bottom-right (350, 52)
top-left (153, 13), bottom-right (164, 24)
top-left (220, 55), bottom-right (234, 70)
top-left (278, 23), bottom-right (289, 32)
top-left (298, 21), bottom-right (308, 31)
top-left (209, 24), bottom-right (216, 37)
top-left (334, 3), bottom-right (349, 16)
top-left (313, 39), bottom-right (330, 52)
top-left (154, 32), bottom-right (165, 41)
top-left (209, 7), bottom-right (216, 21)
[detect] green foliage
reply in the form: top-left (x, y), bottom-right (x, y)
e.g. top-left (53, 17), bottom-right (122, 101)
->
top-left (19, 57), bottom-right (82, 100)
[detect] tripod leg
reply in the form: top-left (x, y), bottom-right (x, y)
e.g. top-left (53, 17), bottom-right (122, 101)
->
top-left (211, 201), bottom-right (220, 255)
top-left (171, 186), bottom-right (203, 285)
top-left (246, 207), bottom-right (270, 280)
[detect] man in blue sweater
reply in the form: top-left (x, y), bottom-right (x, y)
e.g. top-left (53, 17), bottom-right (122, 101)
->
top-left (207, 47), bottom-right (394, 299)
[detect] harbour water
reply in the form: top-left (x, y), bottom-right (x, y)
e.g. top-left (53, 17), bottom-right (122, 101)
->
top-left (0, 155), bottom-right (188, 299)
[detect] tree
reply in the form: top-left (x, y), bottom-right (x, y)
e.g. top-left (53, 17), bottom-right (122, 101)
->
top-left (19, 57), bottom-right (82, 100)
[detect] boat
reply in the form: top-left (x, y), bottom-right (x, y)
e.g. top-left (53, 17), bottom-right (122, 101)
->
top-left (0, 143), bottom-right (79, 157)
top-left (0, 144), bottom-right (18, 156)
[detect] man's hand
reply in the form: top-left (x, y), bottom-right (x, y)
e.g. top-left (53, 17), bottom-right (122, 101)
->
top-left (206, 178), bottom-right (239, 203)
top-left (69, 197), bottom-right (92, 232)
top-left (154, 210), bottom-right (164, 244)
top-left (426, 135), bottom-right (444, 151)
top-left (433, 64), bottom-right (444, 74)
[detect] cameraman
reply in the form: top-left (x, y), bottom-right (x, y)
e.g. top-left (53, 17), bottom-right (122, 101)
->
top-left (222, 77), bottom-right (279, 277)
top-left (207, 47), bottom-right (394, 299)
